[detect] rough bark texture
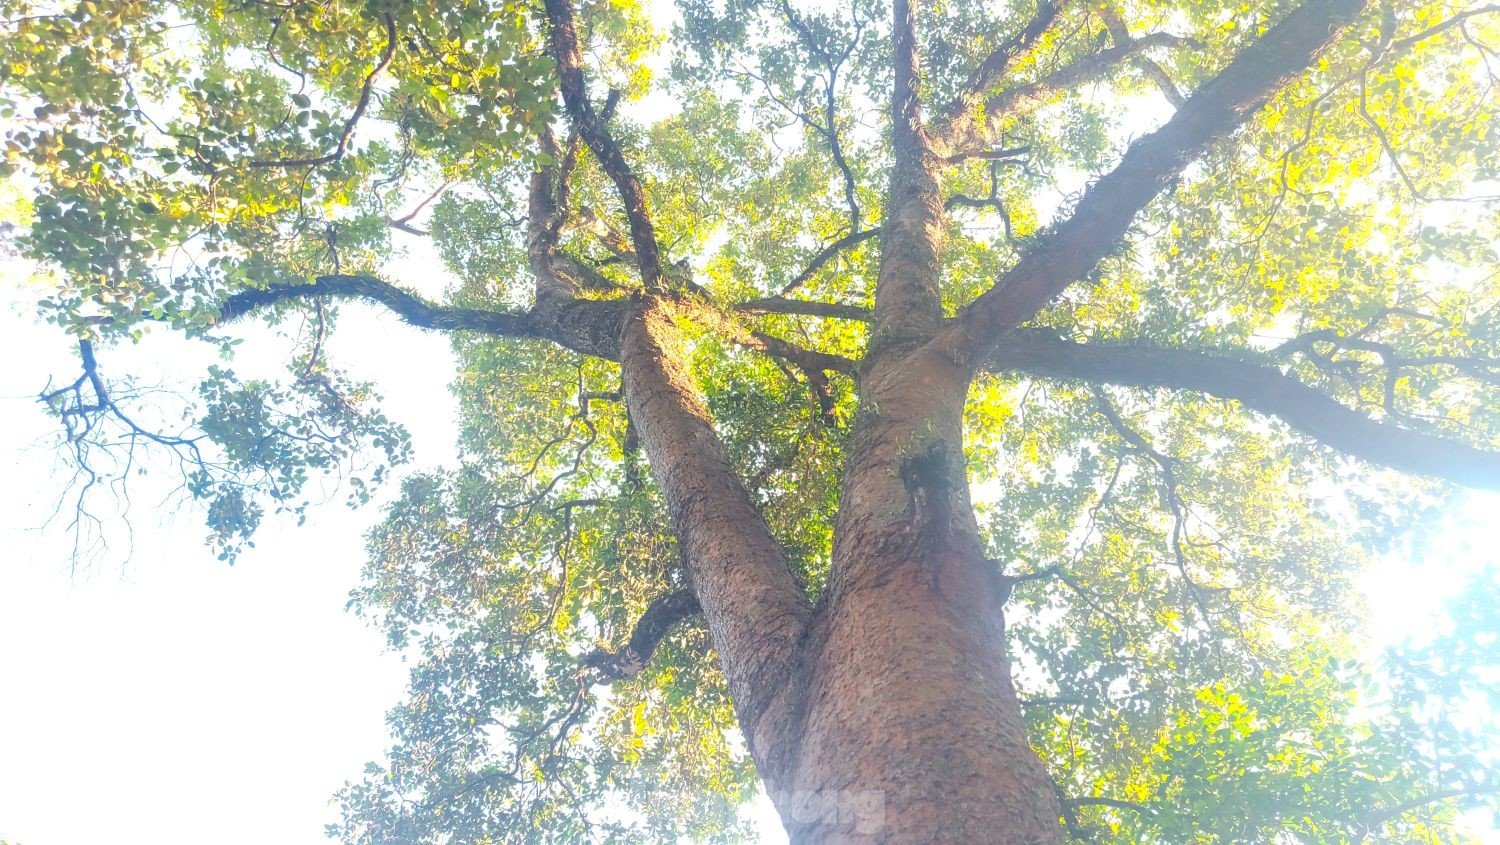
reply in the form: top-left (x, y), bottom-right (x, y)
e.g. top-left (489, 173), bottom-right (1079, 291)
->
top-left (736, 2), bottom-right (1072, 839)
top-left (220, 6), bottom-right (1383, 837)
top-left (780, 345), bottom-right (1064, 843)
top-left (580, 2), bottom-right (1367, 841)
top-left (870, 0), bottom-right (945, 354)
top-left (617, 299), bottom-right (814, 762)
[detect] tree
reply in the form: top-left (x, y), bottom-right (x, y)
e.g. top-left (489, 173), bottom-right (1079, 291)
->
top-left (3, 0), bottom-right (1499, 841)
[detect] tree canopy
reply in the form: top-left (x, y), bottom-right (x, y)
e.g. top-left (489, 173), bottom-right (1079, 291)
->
top-left (3, 0), bottom-right (1500, 842)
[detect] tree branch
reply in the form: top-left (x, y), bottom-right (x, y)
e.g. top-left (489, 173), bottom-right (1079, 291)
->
top-left (777, 0), bottom-right (865, 231)
top-left (249, 13), bottom-right (398, 170)
top-left (987, 330), bottom-right (1500, 490)
top-left (1090, 386), bottom-right (1217, 626)
top-left (544, 0), bottom-right (667, 290)
top-left (934, 0), bottom-right (1064, 135)
top-left (736, 296), bottom-right (871, 322)
top-left (582, 588), bottom-right (701, 684)
top-left (935, 22), bottom-right (1191, 156)
top-left (1096, 3), bottom-right (1187, 108)
top-left (1359, 783), bottom-right (1499, 834)
top-left (618, 301), bottom-right (814, 752)
top-left (780, 227), bottom-right (881, 295)
top-left (217, 274), bottom-right (536, 338)
top-left (938, 0), bottom-right (1370, 364)
top-left (386, 179), bottom-right (452, 238)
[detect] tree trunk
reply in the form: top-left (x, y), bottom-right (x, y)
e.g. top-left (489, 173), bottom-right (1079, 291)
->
top-left (620, 302), bottom-right (1062, 842)
top-left (767, 349), bottom-right (1063, 843)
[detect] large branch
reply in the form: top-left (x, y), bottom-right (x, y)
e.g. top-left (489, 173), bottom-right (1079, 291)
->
top-left (216, 273), bottom-right (635, 362)
top-left (217, 274), bottom-right (536, 337)
top-left (582, 588), bottom-right (701, 684)
top-left (543, 0), bottom-right (667, 290)
top-left (544, 0), bottom-right (815, 760)
top-left (870, 0), bottom-right (946, 352)
top-left (736, 296), bottom-right (871, 322)
top-left (217, 272), bottom-right (854, 388)
top-left (938, 0), bottom-right (1369, 365)
top-left (619, 301), bottom-right (814, 753)
top-left (989, 330), bottom-right (1500, 490)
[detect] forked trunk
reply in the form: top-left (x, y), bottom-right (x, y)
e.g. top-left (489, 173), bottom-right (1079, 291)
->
top-left (621, 306), bottom-right (1062, 842)
top-left (764, 350), bottom-right (1062, 843)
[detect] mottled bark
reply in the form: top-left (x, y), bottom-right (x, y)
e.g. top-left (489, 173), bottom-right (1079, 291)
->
top-left (777, 344), bottom-right (1063, 844)
top-left (616, 299), bottom-right (814, 761)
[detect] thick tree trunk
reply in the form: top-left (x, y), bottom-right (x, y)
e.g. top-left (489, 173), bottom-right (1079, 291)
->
top-left (619, 302), bottom-right (1062, 842)
top-left (741, 0), bottom-right (1063, 836)
top-left (766, 349), bottom-right (1062, 844)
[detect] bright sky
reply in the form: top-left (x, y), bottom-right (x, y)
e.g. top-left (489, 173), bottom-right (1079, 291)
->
top-left (0, 249), bottom-right (444, 845)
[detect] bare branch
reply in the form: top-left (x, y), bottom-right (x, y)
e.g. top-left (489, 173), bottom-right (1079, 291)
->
top-left (1090, 386), bottom-right (1216, 626)
top-left (779, 227), bottom-right (881, 295)
top-left (944, 158), bottom-right (1020, 239)
top-left (776, 0), bottom-right (866, 231)
top-left (386, 179), bottom-right (453, 237)
top-left (736, 297), bottom-right (871, 322)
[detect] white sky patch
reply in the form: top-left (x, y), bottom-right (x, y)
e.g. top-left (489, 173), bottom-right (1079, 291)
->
top-left (0, 238), bottom-right (459, 844)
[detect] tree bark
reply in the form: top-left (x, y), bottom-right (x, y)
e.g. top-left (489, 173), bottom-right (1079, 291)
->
top-left (773, 346), bottom-right (1062, 844)
top-left (615, 294), bottom-right (1063, 842)
top-left (616, 297), bottom-right (814, 771)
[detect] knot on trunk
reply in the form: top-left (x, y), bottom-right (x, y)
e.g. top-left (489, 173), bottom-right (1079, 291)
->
top-left (899, 438), bottom-right (956, 530)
